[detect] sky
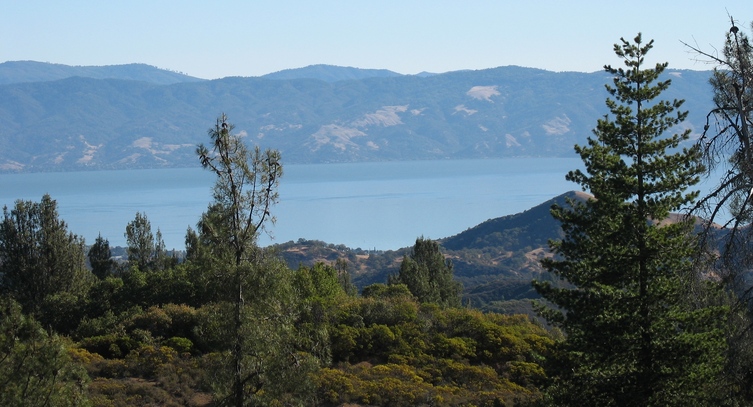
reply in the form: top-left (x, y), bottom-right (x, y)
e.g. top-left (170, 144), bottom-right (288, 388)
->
top-left (1, 1), bottom-right (751, 79)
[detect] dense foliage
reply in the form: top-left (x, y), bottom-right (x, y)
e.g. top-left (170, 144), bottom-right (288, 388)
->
top-left (0, 230), bottom-right (553, 406)
top-left (0, 296), bottom-right (89, 406)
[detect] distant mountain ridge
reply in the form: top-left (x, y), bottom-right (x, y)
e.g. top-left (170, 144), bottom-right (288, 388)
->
top-left (261, 64), bottom-right (402, 82)
top-left (0, 61), bottom-right (715, 172)
top-left (0, 62), bottom-right (403, 85)
top-left (0, 61), bottom-right (204, 85)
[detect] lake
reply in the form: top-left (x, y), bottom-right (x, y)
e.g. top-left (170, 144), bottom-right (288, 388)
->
top-left (0, 158), bottom-right (600, 250)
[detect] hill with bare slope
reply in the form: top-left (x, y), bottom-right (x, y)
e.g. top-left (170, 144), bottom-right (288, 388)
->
top-left (0, 62), bottom-right (713, 172)
top-left (274, 190), bottom-right (725, 315)
top-left (273, 191), bottom-right (589, 314)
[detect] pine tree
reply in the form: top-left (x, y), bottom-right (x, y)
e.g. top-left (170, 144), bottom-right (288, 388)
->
top-left (0, 194), bottom-right (92, 317)
top-left (391, 237), bottom-right (461, 308)
top-left (533, 34), bottom-right (727, 406)
top-left (192, 114), bottom-right (319, 406)
top-left (124, 212), bottom-right (170, 272)
top-left (88, 233), bottom-right (115, 279)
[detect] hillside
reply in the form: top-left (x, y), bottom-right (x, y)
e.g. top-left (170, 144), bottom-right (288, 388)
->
top-left (0, 60), bottom-right (203, 85)
top-left (0, 62), bottom-right (715, 172)
top-left (274, 190), bottom-right (725, 315)
top-left (273, 191), bottom-right (590, 313)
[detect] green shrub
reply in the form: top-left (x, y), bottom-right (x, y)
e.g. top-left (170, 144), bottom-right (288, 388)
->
top-left (163, 336), bottom-right (193, 354)
top-left (125, 345), bottom-right (178, 378)
top-left (79, 334), bottom-right (139, 359)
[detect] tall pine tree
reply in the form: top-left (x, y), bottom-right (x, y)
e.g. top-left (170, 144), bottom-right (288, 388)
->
top-left (191, 114), bottom-right (321, 406)
top-left (533, 34), bottom-right (727, 406)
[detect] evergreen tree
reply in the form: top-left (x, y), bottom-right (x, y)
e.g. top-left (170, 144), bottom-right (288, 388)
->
top-left (192, 114), bottom-right (318, 406)
top-left (334, 258), bottom-right (357, 296)
top-left (124, 211), bottom-right (154, 270)
top-left (0, 194), bottom-right (92, 317)
top-left (88, 233), bottom-right (115, 279)
top-left (391, 237), bottom-right (461, 308)
top-left (196, 114), bottom-right (282, 267)
top-left (124, 212), bottom-right (169, 271)
top-left (533, 34), bottom-right (727, 406)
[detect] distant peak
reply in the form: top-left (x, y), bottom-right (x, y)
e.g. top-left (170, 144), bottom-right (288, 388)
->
top-left (261, 64), bottom-right (402, 83)
top-left (0, 60), bottom-right (203, 85)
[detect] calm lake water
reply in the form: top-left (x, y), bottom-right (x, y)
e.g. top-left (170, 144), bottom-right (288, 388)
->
top-left (1, 158), bottom-right (587, 250)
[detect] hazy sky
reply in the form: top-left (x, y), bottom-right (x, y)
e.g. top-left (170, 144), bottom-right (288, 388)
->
top-left (1, 1), bottom-right (750, 79)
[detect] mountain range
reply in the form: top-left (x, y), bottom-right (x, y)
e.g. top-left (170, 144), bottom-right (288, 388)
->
top-left (0, 61), bottom-right (715, 172)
